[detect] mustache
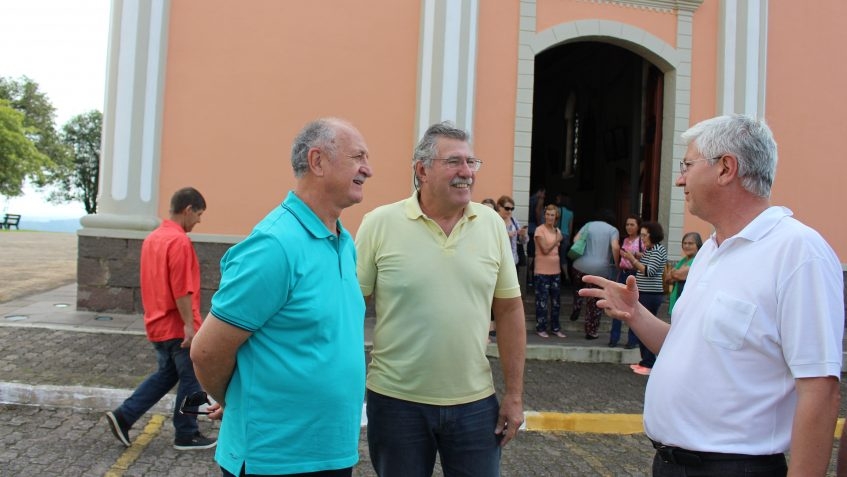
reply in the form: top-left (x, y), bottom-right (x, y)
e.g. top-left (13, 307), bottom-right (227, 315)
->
top-left (450, 178), bottom-right (473, 187)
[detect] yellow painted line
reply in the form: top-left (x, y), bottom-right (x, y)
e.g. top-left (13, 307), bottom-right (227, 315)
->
top-left (525, 414), bottom-right (846, 438)
top-left (104, 414), bottom-right (166, 477)
top-left (525, 412), bottom-right (644, 434)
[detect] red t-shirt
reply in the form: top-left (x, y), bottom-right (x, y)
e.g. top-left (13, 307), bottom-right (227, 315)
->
top-left (140, 220), bottom-right (202, 342)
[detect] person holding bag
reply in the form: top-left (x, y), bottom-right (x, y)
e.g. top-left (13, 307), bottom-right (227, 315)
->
top-left (568, 209), bottom-right (620, 339)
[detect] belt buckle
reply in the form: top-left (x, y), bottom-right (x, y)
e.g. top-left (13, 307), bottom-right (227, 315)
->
top-left (653, 442), bottom-right (703, 467)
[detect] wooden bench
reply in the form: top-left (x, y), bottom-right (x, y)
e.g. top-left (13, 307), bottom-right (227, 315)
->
top-left (2, 214), bottom-right (21, 230)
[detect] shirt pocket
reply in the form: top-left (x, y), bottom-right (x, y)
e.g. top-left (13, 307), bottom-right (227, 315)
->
top-left (702, 292), bottom-right (757, 350)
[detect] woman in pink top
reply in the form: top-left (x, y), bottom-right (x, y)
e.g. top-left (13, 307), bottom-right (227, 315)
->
top-left (608, 214), bottom-right (642, 348)
top-left (534, 204), bottom-right (564, 338)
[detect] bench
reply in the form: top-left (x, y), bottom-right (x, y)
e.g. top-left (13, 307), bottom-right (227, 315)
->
top-left (2, 214), bottom-right (21, 230)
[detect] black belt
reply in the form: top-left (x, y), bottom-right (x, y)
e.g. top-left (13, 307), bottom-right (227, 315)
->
top-left (650, 439), bottom-right (784, 467)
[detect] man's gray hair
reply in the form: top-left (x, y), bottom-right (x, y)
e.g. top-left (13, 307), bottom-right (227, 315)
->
top-left (412, 121), bottom-right (470, 188)
top-left (413, 121), bottom-right (470, 168)
top-left (290, 118), bottom-right (342, 178)
top-left (681, 114), bottom-right (777, 198)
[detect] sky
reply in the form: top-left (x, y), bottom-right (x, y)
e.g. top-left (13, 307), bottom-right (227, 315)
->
top-left (0, 0), bottom-right (110, 219)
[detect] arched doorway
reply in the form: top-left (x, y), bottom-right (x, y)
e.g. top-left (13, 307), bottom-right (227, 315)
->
top-left (530, 41), bottom-right (664, 230)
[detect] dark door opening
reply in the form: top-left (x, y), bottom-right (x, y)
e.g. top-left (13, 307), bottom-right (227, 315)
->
top-left (530, 41), bottom-right (664, 230)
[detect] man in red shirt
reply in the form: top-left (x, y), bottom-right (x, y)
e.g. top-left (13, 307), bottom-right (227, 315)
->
top-left (105, 187), bottom-right (216, 450)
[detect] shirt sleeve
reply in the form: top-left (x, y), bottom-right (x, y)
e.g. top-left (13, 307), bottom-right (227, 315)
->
top-left (355, 213), bottom-right (377, 297)
top-left (166, 236), bottom-right (196, 300)
top-left (210, 232), bottom-right (290, 332)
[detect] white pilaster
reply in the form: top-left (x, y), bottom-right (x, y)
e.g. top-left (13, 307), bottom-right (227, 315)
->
top-left (80, 0), bottom-right (170, 234)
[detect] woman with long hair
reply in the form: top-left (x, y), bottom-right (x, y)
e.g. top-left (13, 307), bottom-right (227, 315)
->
top-left (608, 214), bottom-right (642, 348)
top-left (620, 221), bottom-right (667, 375)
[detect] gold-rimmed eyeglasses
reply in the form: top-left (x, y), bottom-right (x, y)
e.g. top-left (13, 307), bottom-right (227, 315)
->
top-left (434, 156), bottom-right (483, 172)
top-left (678, 156), bottom-right (722, 175)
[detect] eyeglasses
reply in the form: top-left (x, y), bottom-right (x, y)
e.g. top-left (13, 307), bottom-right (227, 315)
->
top-left (179, 391), bottom-right (212, 415)
top-left (434, 156), bottom-right (483, 171)
top-left (503, 206), bottom-right (514, 211)
top-left (679, 156), bottom-right (722, 175)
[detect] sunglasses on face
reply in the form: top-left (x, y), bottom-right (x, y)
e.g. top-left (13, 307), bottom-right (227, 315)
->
top-left (179, 391), bottom-right (212, 415)
top-left (503, 206), bottom-right (514, 211)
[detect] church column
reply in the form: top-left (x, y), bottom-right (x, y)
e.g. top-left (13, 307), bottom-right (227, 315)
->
top-left (415, 0), bottom-right (480, 145)
top-left (77, 0), bottom-right (170, 313)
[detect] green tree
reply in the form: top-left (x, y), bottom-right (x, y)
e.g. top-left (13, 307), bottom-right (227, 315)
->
top-left (0, 76), bottom-right (66, 195)
top-left (0, 100), bottom-right (50, 196)
top-left (56, 110), bottom-right (102, 214)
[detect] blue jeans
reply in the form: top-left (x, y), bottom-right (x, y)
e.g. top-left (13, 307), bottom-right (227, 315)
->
top-left (638, 292), bottom-right (664, 368)
top-left (534, 273), bottom-right (561, 332)
top-left (366, 391), bottom-right (501, 477)
top-left (610, 269), bottom-right (638, 346)
top-left (117, 338), bottom-right (202, 438)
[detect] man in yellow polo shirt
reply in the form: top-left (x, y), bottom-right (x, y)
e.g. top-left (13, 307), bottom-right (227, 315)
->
top-left (356, 121), bottom-right (526, 477)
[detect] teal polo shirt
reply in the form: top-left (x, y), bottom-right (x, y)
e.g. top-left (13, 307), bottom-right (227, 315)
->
top-left (210, 191), bottom-right (365, 475)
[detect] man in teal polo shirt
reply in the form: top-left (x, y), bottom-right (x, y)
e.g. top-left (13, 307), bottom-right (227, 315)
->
top-left (191, 118), bottom-right (372, 476)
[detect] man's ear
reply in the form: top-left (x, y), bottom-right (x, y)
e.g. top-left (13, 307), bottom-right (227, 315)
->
top-left (307, 147), bottom-right (325, 176)
top-left (717, 154), bottom-right (739, 185)
top-left (414, 161), bottom-right (427, 185)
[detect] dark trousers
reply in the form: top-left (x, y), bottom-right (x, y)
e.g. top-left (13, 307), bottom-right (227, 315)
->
top-left (652, 451), bottom-right (786, 476)
top-left (221, 466), bottom-right (353, 477)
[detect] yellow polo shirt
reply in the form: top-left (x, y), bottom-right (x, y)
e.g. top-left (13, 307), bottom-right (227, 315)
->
top-left (356, 193), bottom-right (520, 405)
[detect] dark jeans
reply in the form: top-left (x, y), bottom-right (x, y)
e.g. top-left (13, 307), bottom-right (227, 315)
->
top-left (652, 451), bottom-right (786, 476)
top-left (366, 391), bottom-right (501, 477)
top-left (116, 338), bottom-right (201, 438)
top-left (534, 273), bottom-right (561, 332)
top-left (610, 269), bottom-right (638, 346)
top-left (638, 292), bottom-right (664, 368)
top-left (221, 466), bottom-right (353, 477)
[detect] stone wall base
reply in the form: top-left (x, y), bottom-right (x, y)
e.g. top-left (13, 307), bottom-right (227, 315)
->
top-left (76, 235), bottom-right (231, 314)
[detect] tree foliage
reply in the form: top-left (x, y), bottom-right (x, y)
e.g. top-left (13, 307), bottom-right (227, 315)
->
top-left (0, 76), bottom-right (65, 196)
top-left (0, 100), bottom-right (51, 196)
top-left (56, 110), bottom-right (102, 214)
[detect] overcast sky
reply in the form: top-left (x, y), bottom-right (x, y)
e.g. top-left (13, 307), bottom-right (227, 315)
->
top-left (0, 0), bottom-right (110, 218)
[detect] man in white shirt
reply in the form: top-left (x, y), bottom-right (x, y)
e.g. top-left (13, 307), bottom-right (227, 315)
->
top-left (580, 114), bottom-right (843, 476)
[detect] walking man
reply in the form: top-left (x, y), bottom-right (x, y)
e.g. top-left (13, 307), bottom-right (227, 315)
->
top-left (106, 187), bottom-right (216, 450)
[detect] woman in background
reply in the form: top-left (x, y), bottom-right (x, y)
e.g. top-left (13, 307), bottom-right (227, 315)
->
top-left (533, 204), bottom-right (564, 338)
top-left (570, 209), bottom-right (620, 340)
top-left (620, 221), bottom-right (667, 376)
top-left (665, 232), bottom-right (702, 317)
top-left (608, 215), bottom-right (642, 348)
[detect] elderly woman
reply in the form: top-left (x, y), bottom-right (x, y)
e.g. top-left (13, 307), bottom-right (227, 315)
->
top-left (665, 232), bottom-right (703, 317)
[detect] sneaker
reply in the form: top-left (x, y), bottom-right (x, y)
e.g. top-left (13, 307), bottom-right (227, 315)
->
top-left (607, 342), bottom-right (618, 348)
top-left (629, 363), bottom-right (641, 370)
top-left (105, 411), bottom-right (131, 447)
top-left (174, 432), bottom-right (217, 450)
top-left (553, 331), bottom-right (567, 338)
top-left (632, 365), bottom-right (652, 376)
top-left (536, 331), bottom-right (549, 338)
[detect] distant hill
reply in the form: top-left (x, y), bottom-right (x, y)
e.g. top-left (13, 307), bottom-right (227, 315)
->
top-left (16, 217), bottom-right (83, 233)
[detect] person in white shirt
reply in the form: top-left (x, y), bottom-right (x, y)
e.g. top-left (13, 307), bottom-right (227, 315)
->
top-left (579, 114), bottom-right (843, 476)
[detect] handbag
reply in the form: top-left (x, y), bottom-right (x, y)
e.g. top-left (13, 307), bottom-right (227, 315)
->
top-left (517, 242), bottom-right (527, 266)
top-left (662, 263), bottom-right (673, 295)
top-left (567, 226), bottom-right (588, 260)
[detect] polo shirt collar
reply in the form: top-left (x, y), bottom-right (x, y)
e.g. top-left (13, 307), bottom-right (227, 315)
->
top-left (715, 205), bottom-right (792, 244)
top-left (282, 191), bottom-right (344, 239)
top-left (403, 191), bottom-right (478, 221)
